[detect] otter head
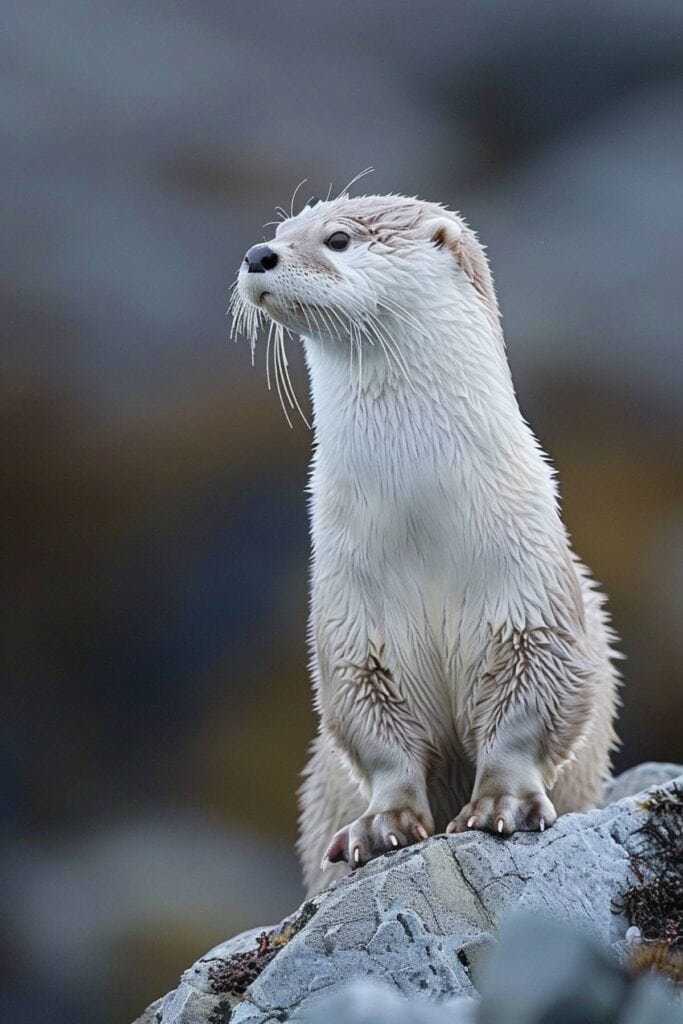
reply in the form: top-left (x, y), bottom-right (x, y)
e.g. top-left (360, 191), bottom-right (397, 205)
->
top-left (233, 194), bottom-right (499, 351)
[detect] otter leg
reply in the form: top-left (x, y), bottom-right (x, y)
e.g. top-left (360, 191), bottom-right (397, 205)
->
top-left (447, 718), bottom-right (559, 836)
top-left (447, 625), bottom-right (596, 836)
top-left (298, 731), bottom-right (366, 894)
top-left (318, 646), bottom-right (435, 870)
top-left (324, 776), bottom-right (433, 869)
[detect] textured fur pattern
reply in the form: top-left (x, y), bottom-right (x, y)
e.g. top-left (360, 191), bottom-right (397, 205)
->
top-left (234, 192), bottom-right (621, 896)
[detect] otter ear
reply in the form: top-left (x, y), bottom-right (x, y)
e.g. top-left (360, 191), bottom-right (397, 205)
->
top-left (425, 215), bottom-right (463, 252)
top-left (423, 213), bottom-right (500, 322)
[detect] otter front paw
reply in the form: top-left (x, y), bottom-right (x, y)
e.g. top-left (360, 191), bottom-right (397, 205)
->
top-left (446, 792), bottom-right (557, 837)
top-left (323, 809), bottom-right (432, 870)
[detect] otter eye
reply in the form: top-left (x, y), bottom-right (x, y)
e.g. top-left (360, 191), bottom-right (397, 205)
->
top-left (325, 231), bottom-right (350, 251)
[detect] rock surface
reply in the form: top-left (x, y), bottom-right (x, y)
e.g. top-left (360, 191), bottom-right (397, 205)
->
top-left (134, 763), bottom-right (682, 1024)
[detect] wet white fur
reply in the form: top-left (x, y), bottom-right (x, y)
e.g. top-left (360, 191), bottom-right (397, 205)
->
top-left (234, 194), bottom-right (620, 895)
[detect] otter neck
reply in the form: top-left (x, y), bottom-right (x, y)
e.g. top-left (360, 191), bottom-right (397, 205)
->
top-left (302, 303), bottom-right (567, 618)
top-left (302, 307), bottom-right (531, 473)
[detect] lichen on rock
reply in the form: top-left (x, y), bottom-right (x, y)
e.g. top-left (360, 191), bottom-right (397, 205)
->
top-left (614, 781), bottom-right (683, 983)
top-left (205, 901), bottom-right (320, 1004)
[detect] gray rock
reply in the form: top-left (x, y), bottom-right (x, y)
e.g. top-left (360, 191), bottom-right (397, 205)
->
top-left (294, 978), bottom-right (477, 1024)
top-left (600, 762), bottom-right (683, 805)
top-left (134, 764), bottom-right (683, 1024)
top-left (476, 911), bottom-right (682, 1024)
top-left (295, 913), bottom-right (683, 1024)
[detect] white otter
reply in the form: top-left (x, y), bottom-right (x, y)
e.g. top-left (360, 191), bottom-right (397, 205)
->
top-left (233, 192), bottom-right (620, 895)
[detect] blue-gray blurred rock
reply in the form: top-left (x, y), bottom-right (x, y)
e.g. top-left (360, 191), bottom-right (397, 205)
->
top-left (295, 979), bottom-right (476, 1023)
top-left (601, 762), bottom-right (683, 806)
top-left (478, 911), bottom-right (682, 1024)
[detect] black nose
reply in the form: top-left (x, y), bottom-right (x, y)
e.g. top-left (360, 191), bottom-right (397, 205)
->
top-left (244, 244), bottom-right (278, 273)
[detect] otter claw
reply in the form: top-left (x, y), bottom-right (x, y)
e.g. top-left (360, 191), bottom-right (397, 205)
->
top-left (449, 791), bottom-right (557, 836)
top-left (324, 807), bottom-right (433, 869)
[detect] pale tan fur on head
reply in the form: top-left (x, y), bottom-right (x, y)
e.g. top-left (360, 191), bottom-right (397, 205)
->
top-left (430, 216), bottom-right (501, 326)
top-left (278, 194), bottom-right (499, 317)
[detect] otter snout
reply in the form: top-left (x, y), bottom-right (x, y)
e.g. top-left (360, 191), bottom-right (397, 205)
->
top-left (244, 243), bottom-right (278, 274)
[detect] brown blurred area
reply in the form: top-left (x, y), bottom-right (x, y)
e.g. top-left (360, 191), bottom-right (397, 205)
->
top-left (1, 3), bottom-right (681, 1022)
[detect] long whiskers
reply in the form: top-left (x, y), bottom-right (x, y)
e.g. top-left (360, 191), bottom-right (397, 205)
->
top-left (277, 327), bottom-right (311, 429)
top-left (272, 323), bottom-right (293, 429)
top-left (289, 178), bottom-right (308, 218)
top-left (375, 297), bottom-right (425, 335)
top-left (337, 166), bottom-right (374, 199)
top-left (265, 318), bottom-right (275, 392)
top-left (362, 309), bottom-right (417, 395)
top-left (230, 281), bottom-right (422, 430)
top-left (230, 289), bottom-right (310, 428)
top-left (229, 285), bottom-right (264, 364)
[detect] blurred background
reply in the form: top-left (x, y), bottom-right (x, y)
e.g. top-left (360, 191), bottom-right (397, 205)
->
top-left (2, 2), bottom-right (682, 1021)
